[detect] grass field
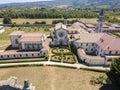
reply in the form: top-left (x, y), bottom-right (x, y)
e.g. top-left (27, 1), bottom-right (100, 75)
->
top-left (11, 18), bottom-right (98, 24)
top-left (0, 66), bottom-right (111, 90)
top-left (12, 18), bottom-right (77, 24)
top-left (0, 18), bottom-right (112, 25)
top-left (11, 18), bottom-right (110, 24)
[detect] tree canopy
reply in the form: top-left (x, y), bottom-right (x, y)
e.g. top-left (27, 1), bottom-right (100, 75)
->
top-left (108, 58), bottom-right (120, 88)
top-left (3, 16), bottom-right (12, 24)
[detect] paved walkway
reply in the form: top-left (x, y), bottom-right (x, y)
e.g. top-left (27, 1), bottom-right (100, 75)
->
top-left (0, 61), bottom-right (110, 71)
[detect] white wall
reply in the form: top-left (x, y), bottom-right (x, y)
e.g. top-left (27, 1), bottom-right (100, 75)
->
top-left (10, 35), bottom-right (21, 48)
top-left (0, 50), bottom-right (48, 60)
top-left (74, 42), bottom-right (97, 54)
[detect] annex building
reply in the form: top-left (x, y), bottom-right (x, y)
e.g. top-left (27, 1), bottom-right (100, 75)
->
top-left (0, 31), bottom-right (49, 60)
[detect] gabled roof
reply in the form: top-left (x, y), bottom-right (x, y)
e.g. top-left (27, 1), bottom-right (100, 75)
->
top-left (54, 23), bottom-right (67, 30)
top-left (19, 33), bottom-right (43, 42)
top-left (74, 33), bottom-right (104, 43)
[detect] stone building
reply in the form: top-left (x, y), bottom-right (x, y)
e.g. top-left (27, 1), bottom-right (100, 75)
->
top-left (50, 23), bottom-right (69, 46)
top-left (10, 31), bottom-right (46, 51)
top-left (0, 31), bottom-right (49, 60)
top-left (0, 76), bottom-right (35, 90)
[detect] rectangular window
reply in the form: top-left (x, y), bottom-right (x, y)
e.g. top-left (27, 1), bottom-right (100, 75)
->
top-left (14, 55), bottom-right (16, 57)
top-left (92, 43), bottom-right (94, 46)
top-left (15, 39), bottom-right (18, 44)
top-left (86, 43), bottom-right (88, 46)
top-left (81, 43), bottom-right (82, 46)
top-left (109, 51), bottom-right (111, 54)
top-left (7, 55), bottom-right (9, 58)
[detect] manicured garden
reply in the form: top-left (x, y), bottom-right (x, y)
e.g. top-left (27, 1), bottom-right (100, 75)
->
top-left (50, 47), bottom-right (78, 64)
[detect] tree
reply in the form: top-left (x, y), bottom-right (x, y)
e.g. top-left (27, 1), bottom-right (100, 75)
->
top-left (40, 21), bottom-right (46, 24)
top-left (26, 22), bottom-right (30, 24)
top-left (108, 58), bottom-right (120, 88)
top-left (34, 21), bottom-right (40, 24)
top-left (3, 16), bottom-right (12, 24)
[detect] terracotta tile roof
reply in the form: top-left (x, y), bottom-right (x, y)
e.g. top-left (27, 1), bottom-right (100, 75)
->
top-left (96, 34), bottom-right (120, 51)
top-left (75, 32), bottom-right (120, 51)
top-left (96, 34), bottom-right (115, 50)
top-left (104, 38), bottom-right (120, 51)
top-left (74, 33), bottom-right (104, 43)
top-left (19, 33), bottom-right (43, 42)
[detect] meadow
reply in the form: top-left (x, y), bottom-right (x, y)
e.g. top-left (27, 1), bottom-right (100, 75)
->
top-left (0, 66), bottom-right (109, 90)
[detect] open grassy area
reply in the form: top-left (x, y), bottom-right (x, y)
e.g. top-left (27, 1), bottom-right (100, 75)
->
top-left (80, 18), bottom-right (98, 24)
top-left (0, 66), bottom-right (111, 90)
top-left (12, 18), bottom-right (77, 24)
top-left (12, 18), bottom-right (98, 24)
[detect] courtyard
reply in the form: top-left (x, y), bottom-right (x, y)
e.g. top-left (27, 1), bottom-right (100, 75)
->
top-left (50, 47), bottom-right (78, 64)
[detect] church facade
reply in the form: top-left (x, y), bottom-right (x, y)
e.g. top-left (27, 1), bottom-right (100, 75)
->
top-left (50, 23), bottom-right (69, 46)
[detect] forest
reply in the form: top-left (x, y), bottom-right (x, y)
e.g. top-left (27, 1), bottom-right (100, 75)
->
top-left (1, 8), bottom-right (120, 24)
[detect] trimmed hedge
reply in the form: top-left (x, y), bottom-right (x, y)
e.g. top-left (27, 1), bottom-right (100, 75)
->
top-left (51, 47), bottom-right (72, 55)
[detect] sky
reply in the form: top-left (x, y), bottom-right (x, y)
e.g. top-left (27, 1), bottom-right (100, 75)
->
top-left (0, 0), bottom-right (52, 4)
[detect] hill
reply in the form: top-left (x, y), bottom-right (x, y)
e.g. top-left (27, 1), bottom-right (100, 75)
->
top-left (0, 0), bottom-right (120, 9)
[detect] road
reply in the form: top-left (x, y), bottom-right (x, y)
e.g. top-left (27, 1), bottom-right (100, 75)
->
top-left (0, 61), bottom-right (110, 71)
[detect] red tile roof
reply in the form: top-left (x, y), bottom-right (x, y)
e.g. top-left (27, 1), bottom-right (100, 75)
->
top-left (97, 34), bottom-right (120, 51)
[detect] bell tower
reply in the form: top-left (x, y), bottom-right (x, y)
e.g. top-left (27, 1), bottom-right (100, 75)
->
top-left (95, 9), bottom-right (104, 33)
top-left (64, 16), bottom-right (67, 25)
